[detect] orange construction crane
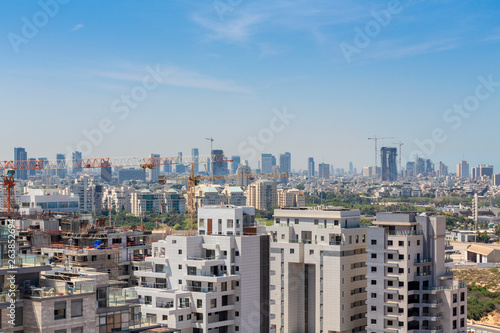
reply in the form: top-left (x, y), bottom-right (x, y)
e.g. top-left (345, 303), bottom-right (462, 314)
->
top-left (159, 165), bottom-right (288, 233)
top-left (0, 154), bottom-right (222, 214)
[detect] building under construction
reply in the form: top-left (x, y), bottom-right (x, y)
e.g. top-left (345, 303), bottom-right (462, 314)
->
top-left (381, 147), bottom-right (398, 181)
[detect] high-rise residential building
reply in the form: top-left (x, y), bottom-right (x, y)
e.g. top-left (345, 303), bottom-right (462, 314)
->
top-left (267, 207), bottom-right (367, 333)
top-left (277, 189), bottom-right (305, 208)
top-left (56, 153), bottom-right (67, 179)
top-left (14, 147), bottom-right (28, 180)
top-left (381, 147), bottom-right (398, 181)
top-left (349, 161), bottom-right (354, 174)
top-left (72, 151), bottom-right (82, 174)
top-left (308, 157), bottom-right (315, 177)
top-left (367, 212), bottom-right (468, 333)
top-left (406, 161), bottom-right (415, 177)
top-left (493, 174), bottom-right (500, 186)
top-left (245, 179), bottom-right (277, 210)
top-left (132, 206), bottom-right (270, 332)
top-left (130, 189), bottom-right (164, 215)
top-left (231, 155), bottom-right (241, 174)
top-left (176, 152), bottom-right (184, 173)
top-left (279, 152), bottom-right (292, 174)
top-left (456, 160), bottom-right (469, 178)
top-left (318, 163), bottom-right (330, 179)
top-left (425, 159), bottom-right (434, 175)
top-left (148, 153), bottom-right (160, 182)
top-left (261, 153), bottom-right (274, 174)
top-left (192, 147), bottom-right (199, 175)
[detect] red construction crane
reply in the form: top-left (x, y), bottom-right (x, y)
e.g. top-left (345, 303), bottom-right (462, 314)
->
top-left (0, 154), bottom-right (228, 214)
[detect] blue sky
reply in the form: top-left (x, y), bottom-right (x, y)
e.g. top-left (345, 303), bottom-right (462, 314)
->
top-left (1, 0), bottom-right (500, 171)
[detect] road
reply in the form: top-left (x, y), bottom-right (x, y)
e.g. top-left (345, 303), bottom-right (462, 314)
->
top-left (469, 323), bottom-right (500, 332)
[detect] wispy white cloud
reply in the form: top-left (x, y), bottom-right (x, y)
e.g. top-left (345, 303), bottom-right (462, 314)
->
top-left (365, 38), bottom-right (459, 61)
top-left (71, 24), bottom-right (84, 31)
top-left (192, 13), bottom-right (266, 42)
top-left (92, 65), bottom-right (252, 94)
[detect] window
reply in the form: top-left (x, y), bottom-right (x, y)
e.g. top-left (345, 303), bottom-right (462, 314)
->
top-left (55, 330), bottom-right (67, 333)
top-left (71, 299), bottom-right (83, 317)
top-left (310, 250), bottom-right (314, 255)
top-left (388, 240), bottom-right (393, 246)
top-left (417, 240), bottom-right (420, 245)
top-left (453, 307), bottom-right (457, 316)
top-left (227, 219), bottom-right (233, 228)
top-left (371, 293), bottom-right (377, 298)
top-left (235, 251), bottom-right (240, 256)
top-left (453, 294), bottom-right (457, 303)
top-left (178, 249), bottom-right (182, 255)
top-left (388, 254), bottom-right (393, 259)
top-left (387, 281), bottom-right (393, 287)
top-left (398, 254), bottom-right (404, 260)
top-left (179, 315), bottom-right (183, 321)
top-left (54, 301), bottom-right (66, 320)
top-left (163, 315), bottom-right (168, 320)
top-left (371, 319), bottom-right (376, 324)
top-left (399, 268), bottom-right (404, 274)
top-left (199, 219), bottom-right (205, 227)
top-left (371, 267), bottom-right (377, 272)
top-left (197, 299), bottom-right (202, 308)
top-left (71, 328), bottom-right (83, 333)
top-left (290, 249), bottom-right (294, 254)
top-left (371, 253), bottom-right (377, 259)
top-left (371, 280), bottom-right (376, 285)
top-left (398, 241), bottom-right (404, 246)
top-left (371, 240), bottom-right (377, 245)
top-left (178, 264), bottom-right (182, 269)
top-left (172, 239), bottom-right (177, 244)
top-left (461, 305), bottom-right (465, 315)
top-left (210, 299), bottom-right (217, 308)
top-left (371, 306), bottom-right (376, 311)
top-left (461, 292), bottom-right (465, 302)
top-left (388, 267), bottom-right (393, 273)
top-left (314, 219), bottom-right (318, 225)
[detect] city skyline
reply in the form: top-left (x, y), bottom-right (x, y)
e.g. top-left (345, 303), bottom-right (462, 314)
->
top-left (1, 2), bottom-right (500, 170)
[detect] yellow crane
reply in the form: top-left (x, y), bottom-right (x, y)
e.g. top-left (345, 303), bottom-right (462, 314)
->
top-left (159, 165), bottom-right (288, 233)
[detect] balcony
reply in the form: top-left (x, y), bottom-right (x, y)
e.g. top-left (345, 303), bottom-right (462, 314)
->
top-left (387, 230), bottom-right (423, 236)
top-left (420, 325), bottom-right (443, 333)
top-left (421, 312), bottom-right (443, 320)
top-left (108, 288), bottom-right (137, 307)
top-left (420, 299), bottom-right (443, 307)
top-left (183, 285), bottom-right (217, 293)
top-left (140, 282), bottom-right (166, 289)
top-left (414, 258), bottom-right (432, 265)
top-left (0, 254), bottom-right (50, 270)
top-left (29, 282), bottom-right (94, 298)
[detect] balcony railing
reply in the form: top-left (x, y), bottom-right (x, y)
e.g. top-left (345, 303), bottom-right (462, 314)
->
top-left (421, 312), bottom-right (443, 318)
top-left (415, 258), bottom-right (432, 264)
top-left (0, 254), bottom-right (49, 269)
top-left (30, 282), bottom-right (94, 298)
top-left (183, 285), bottom-right (217, 293)
top-left (387, 230), bottom-right (423, 236)
top-left (140, 282), bottom-right (166, 289)
top-left (108, 288), bottom-right (137, 306)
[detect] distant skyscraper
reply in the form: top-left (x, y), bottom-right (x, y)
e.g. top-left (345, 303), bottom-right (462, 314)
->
top-left (38, 157), bottom-right (48, 177)
top-left (14, 147), bottom-right (28, 180)
top-left (261, 153), bottom-right (274, 174)
top-left (149, 153), bottom-right (160, 182)
top-left (279, 152), bottom-right (291, 174)
top-left (456, 160), bottom-right (469, 178)
top-left (176, 152), bottom-right (183, 173)
top-left (28, 158), bottom-right (37, 177)
top-left (164, 163), bottom-right (172, 174)
top-left (349, 161), bottom-right (354, 174)
top-left (192, 148), bottom-right (199, 175)
top-left (56, 154), bottom-right (67, 179)
top-left (318, 163), bottom-right (330, 179)
top-left (101, 162), bottom-right (112, 182)
top-left (380, 147), bottom-right (397, 181)
top-left (406, 161), bottom-right (415, 177)
top-left (212, 149), bottom-right (228, 176)
top-left (72, 151), bottom-right (82, 174)
top-left (414, 157), bottom-right (426, 176)
top-left (231, 156), bottom-right (241, 175)
top-left (479, 165), bottom-right (494, 179)
top-left (308, 157), bottom-right (315, 177)
top-left (438, 162), bottom-right (448, 177)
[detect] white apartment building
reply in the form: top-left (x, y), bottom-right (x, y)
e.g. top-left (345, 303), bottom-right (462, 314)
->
top-left (367, 212), bottom-right (467, 333)
top-left (130, 213), bottom-right (270, 332)
top-left (19, 188), bottom-right (79, 214)
top-left (195, 185), bottom-right (223, 208)
top-left (197, 205), bottom-right (257, 236)
top-left (102, 186), bottom-right (133, 212)
top-left (267, 207), bottom-right (367, 333)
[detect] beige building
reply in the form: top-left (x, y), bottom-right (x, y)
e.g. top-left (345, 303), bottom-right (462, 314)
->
top-left (277, 189), bottom-right (305, 208)
top-left (466, 243), bottom-right (500, 263)
top-left (267, 207), bottom-right (367, 333)
top-left (245, 180), bottom-right (277, 211)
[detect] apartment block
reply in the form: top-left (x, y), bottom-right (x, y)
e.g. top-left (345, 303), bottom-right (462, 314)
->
top-left (245, 180), bottom-right (277, 211)
top-left (277, 189), bottom-right (305, 208)
top-left (131, 233), bottom-right (270, 332)
top-left (197, 205), bottom-right (257, 236)
top-left (366, 212), bottom-right (467, 333)
top-left (267, 207), bottom-right (367, 333)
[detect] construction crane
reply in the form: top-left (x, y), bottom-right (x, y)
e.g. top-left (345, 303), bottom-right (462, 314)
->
top-left (159, 166), bottom-right (289, 233)
top-left (393, 141), bottom-right (404, 178)
top-left (368, 136), bottom-right (396, 177)
top-left (0, 154), bottom-right (220, 215)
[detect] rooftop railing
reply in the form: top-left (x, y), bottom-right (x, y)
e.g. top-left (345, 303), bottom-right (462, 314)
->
top-left (30, 282), bottom-right (94, 298)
